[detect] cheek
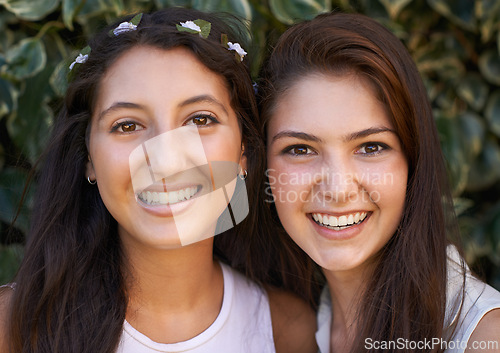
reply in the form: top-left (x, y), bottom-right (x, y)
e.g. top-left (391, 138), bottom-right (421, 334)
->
top-left (90, 138), bottom-right (134, 193)
top-left (202, 128), bottom-right (242, 163)
top-left (267, 161), bottom-right (311, 223)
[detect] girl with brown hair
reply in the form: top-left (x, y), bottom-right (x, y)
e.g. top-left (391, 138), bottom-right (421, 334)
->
top-left (259, 11), bottom-right (500, 353)
top-left (0, 7), bottom-right (316, 353)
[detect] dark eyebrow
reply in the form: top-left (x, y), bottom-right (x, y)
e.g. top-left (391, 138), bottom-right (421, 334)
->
top-left (179, 94), bottom-right (228, 115)
top-left (271, 127), bottom-right (396, 145)
top-left (343, 127), bottom-right (396, 142)
top-left (271, 131), bottom-right (323, 144)
top-left (98, 102), bottom-right (144, 121)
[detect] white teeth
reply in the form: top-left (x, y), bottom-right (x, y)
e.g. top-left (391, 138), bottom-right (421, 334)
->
top-left (329, 216), bottom-right (337, 227)
top-left (138, 186), bottom-right (199, 206)
top-left (311, 211), bottom-right (368, 230)
top-left (338, 215), bottom-right (347, 226)
top-left (168, 191), bottom-right (178, 204)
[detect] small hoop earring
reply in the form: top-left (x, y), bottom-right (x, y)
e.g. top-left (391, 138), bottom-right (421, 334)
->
top-left (87, 176), bottom-right (97, 185)
top-left (238, 169), bottom-right (247, 180)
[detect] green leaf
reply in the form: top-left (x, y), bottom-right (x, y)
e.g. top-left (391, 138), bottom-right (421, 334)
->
top-left (154, 0), bottom-right (192, 7)
top-left (413, 37), bottom-right (466, 80)
top-left (7, 66), bottom-right (54, 163)
top-left (76, 0), bottom-right (123, 26)
top-left (476, 0), bottom-right (500, 42)
top-left (466, 137), bottom-right (500, 192)
top-left (479, 50), bottom-right (500, 86)
top-left (3, 0), bottom-right (60, 21)
top-left (457, 112), bottom-right (486, 160)
top-left (427, 0), bottom-right (476, 31)
top-left (176, 19), bottom-right (212, 38)
top-left (456, 73), bottom-right (489, 111)
top-left (176, 24), bottom-right (200, 34)
top-left (436, 115), bottom-right (469, 195)
top-left (192, 0), bottom-right (253, 21)
top-left (4, 38), bottom-right (46, 80)
top-left (49, 59), bottom-right (70, 97)
top-left (0, 245), bottom-right (23, 284)
top-left (379, 0), bottom-right (413, 18)
top-left (453, 197), bottom-right (473, 216)
top-left (269, 0), bottom-right (331, 25)
top-left (436, 111), bottom-right (485, 195)
top-left (130, 12), bottom-right (143, 26)
top-left (0, 167), bottom-right (32, 235)
top-left (0, 78), bottom-right (17, 119)
top-left (194, 19), bottom-right (211, 39)
top-left (498, 30), bottom-right (500, 56)
top-left (485, 90), bottom-right (500, 137)
top-left (62, 0), bottom-right (85, 31)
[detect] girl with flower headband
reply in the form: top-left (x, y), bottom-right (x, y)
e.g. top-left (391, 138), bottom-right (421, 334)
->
top-left (0, 7), bottom-right (316, 353)
top-left (258, 11), bottom-right (500, 353)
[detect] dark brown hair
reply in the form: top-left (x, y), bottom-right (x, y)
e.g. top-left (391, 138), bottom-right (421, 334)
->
top-left (259, 12), bottom-right (463, 352)
top-left (8, 7), bottom-right (272, 353)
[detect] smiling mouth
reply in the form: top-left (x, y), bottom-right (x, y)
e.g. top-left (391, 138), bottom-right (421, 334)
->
top-left (311, 211), bottom-right (369, 230)
top-left (137, 185), bottom-right (201, 206)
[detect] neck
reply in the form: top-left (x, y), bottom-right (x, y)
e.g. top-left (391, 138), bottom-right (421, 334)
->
top-left (323, 265), bottom-right (372, 352)
top-left (122, 238), bottom-right (224, 343)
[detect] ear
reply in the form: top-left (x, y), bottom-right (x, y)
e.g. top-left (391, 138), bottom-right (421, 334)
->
top-left (86, 156), bottom-right (96, 181)
top-left (239, 143), bottom-right (247, 173)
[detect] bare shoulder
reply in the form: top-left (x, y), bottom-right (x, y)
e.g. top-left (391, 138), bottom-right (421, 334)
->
top-left (466, 308), bottom-right (500, 352)
top-left (0, 287), bottom-right (14, 352)
top-left (266, 286), bottom-right (317, 353)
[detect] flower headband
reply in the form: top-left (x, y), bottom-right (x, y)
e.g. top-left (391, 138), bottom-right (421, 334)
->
top-left (177, 19), bottom-right (247, 62)
top-left (69, 14), bottom-right (247, 73)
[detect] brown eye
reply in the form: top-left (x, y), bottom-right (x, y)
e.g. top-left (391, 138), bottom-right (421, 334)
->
top-left (283, 145), bottom-right (315, 156)
top-left (121, 122), bottom-right (137, 132)
top-left (192, 116), bottom-right (208, 125)
top-left (292, 146), bottom-right (309, 155)
top-left (185, 114), bottom-right (218, 127)
top-left (110, 121), bottom-right (144, 134)
top-left (357, 142), bottom-right (388, 155)
top-left (364, 143), bottom-right (379, 153)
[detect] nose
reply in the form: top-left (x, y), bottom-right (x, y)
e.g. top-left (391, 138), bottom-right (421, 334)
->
top-left (129, 126), bottom-right (209, 192)
top-left (314, 155), bottom-right (361, 204)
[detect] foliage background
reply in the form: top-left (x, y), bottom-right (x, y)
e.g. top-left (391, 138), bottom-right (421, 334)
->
top-left (0, 0), bottom-right (499, 289)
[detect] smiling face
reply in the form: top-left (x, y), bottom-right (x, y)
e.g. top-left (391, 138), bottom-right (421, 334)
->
top-left (267, 73), bottom-right (408, 275)
top-left (87, 46), bottom-right (245, 250)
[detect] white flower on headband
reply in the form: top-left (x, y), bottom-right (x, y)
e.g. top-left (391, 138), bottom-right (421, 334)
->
top-left (113, 21), bottom-right (138, 36)
top-left (179, 21), bottom-right (201, 33)
top-left (69, 53), bottom-right (88, 70)
top-left (176, 19), bottom-right (211, 38)
top-left (227, 42), bottom-right (247, 62)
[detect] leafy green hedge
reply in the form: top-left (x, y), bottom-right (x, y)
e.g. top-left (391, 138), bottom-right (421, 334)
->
top-left (1, 0), bottom-right (499, 288)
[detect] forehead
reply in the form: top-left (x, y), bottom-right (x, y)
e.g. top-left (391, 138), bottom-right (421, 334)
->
top-left (94, 45), bottom-right (231, 112)
top-left (269, 73), bottom-right (392, 134)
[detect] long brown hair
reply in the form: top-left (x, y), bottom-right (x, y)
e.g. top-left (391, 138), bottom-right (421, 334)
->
top-left (259, 12), bottom-right (463, 352)
top-left (8, 7), bottom-right (277, 353)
